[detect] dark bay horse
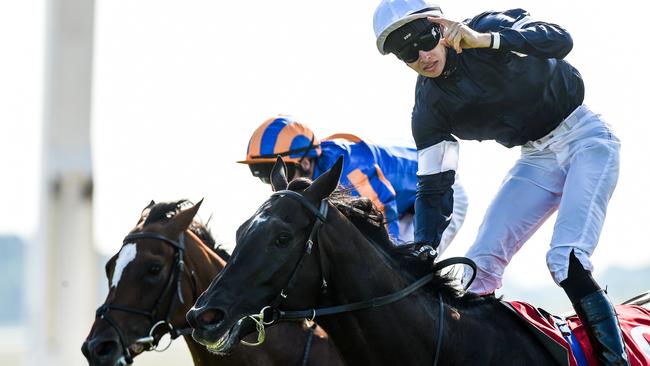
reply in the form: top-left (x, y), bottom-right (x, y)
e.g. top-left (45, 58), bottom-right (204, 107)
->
top-left (82, 199), bottom-right (342, 366)
top-left (187, 157), bottom-right (561, 365)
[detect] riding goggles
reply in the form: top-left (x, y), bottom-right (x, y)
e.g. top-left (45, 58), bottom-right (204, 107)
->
top-left (249, 163), bottom-right (297, 184)
top-left (385, 20), bottom-right (441, 63)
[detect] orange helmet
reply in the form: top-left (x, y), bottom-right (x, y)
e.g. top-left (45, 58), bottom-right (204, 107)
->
top-left (238, 115), bottom-right (321, 165)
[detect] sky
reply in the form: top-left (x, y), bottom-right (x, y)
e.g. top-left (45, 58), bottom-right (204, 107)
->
top-left (2, 0), bottom-right (650, 292)
top-left (0, 1), bottom-right (43, 236)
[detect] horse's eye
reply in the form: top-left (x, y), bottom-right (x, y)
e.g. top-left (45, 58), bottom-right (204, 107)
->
top-left (148, 264), bottom-right (162, 275)
top-left (275, 233), bottom-right (292, 247)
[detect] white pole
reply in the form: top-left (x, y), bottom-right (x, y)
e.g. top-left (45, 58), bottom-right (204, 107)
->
top-left (29, 0), bottom-right (96, 365)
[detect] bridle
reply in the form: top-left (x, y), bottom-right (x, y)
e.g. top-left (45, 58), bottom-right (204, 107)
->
top-left (242, 189), bottom-right (477, 366)
top-left (95, 231), bottom-right (199, 365)
top-left (268, 190), bottom-right (331, 309)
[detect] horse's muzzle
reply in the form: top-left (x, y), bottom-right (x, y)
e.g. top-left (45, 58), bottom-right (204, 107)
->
top-left (81, 336), bottom-right (121, 366)
top-left (186, 306), bottom-right (226, 334)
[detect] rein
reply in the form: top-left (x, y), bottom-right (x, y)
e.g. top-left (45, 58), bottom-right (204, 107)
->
top-left (244, 189), bottom-right (477, 366)
top-left (95, 231), bottom-right (199, 365)
top-left (274, 257), bottom-right (476, 321)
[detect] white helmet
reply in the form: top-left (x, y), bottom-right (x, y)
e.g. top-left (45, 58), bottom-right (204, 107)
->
top-left (373, 0), bottom-right (443, 55)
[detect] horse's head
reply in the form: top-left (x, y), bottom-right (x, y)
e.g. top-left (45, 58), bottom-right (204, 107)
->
top-left (187, 156), bottom-right (343, 354)
top-left (82, 200), bottom-right (208, 366)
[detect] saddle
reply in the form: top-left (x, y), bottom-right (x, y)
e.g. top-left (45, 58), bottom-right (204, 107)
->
top-left (502, 300), bottom-right (650, 366)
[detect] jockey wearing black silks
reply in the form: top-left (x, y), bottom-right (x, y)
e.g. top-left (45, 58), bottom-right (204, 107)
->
top-left (373, 1), bottom-right (628, 364)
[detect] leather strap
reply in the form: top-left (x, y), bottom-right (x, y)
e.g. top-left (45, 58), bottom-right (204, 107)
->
top-left (275, 257), bottom-right (476, 321)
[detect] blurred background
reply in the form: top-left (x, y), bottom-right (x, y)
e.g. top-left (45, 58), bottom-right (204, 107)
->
top-left (1, 0), bottom-right (649, 365)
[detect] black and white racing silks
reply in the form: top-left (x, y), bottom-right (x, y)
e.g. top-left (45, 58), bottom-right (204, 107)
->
top-left (412, 8), bottom-right (585, 248)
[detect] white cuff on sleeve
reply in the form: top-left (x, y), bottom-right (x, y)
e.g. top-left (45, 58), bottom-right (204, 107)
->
top-left (491, 32), bottom-right (501, 49)
top-left (416, 141), bottom-right (459, 176)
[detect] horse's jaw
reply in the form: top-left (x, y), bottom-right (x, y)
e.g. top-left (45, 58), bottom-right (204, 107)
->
top-left (192, 316), bottom-right (250, 355)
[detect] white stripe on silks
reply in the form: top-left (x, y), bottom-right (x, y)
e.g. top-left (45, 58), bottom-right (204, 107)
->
top-left (416, 141), bottom-right (459, 176)
top-left (112, 243), bottom-right (137, 288)
top-left (510, 51), bottom-right (527, 58)
top-left (511, 15), bottom-right (534, 30)
top-left (630, 326), bottom-right (650, 356)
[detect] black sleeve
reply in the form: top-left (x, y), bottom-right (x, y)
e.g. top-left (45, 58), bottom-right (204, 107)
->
top-left (468, 8), bottom-right (573, 59)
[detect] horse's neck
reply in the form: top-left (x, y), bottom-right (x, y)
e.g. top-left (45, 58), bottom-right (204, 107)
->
top-left (320, 219), bottom-right (406, 302)
top-left (178, 233), bottom-right (230, 365)
top-left (316, 215), bottom-right (443, 364)
top-left (315, 215), bottom-right (557, 365)
top-left (185, 230), bottom-right (226, 285)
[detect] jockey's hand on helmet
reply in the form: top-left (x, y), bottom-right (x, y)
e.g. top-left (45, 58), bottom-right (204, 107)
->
top-left (427, 17), bottom-right (491, 54)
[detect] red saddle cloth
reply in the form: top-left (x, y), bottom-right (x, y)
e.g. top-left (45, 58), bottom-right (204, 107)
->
top-left (507, 301), bottom-right (650, 366)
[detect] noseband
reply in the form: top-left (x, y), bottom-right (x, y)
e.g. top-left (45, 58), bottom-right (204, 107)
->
top-left (245, 189), bottom-right (477, 366)
top-left (95, 231), bottom-right (198, 365)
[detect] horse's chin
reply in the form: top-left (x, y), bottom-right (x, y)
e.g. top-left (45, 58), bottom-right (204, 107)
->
top-left (128, 343), bottom-right (145, 356)
top-left (195, 319), bottom-right (247, 355)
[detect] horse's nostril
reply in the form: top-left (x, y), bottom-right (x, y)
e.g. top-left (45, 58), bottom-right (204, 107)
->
top-left (198, 308), bottom-right (225, 327)
top-left (95, 340), bottom-right (118, 358)
top-left (187, 306), bottom-right (226, 330)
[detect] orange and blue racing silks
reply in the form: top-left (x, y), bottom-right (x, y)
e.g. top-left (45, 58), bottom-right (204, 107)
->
top-left (239, 116), bottom-right (321, 165)
top-left (312, 134), bottom-right (418, 241)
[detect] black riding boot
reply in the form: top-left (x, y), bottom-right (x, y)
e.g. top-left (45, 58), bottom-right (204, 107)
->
top-left (573, 290), bottom-right (629, 366)
top-left (560, 251), bottom-right (629, 366)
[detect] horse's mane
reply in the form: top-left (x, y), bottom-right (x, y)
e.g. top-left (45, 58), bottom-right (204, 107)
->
top-left (142, 199), bottom-right (231, 260)
top-left (287, 178), bottom-right (488, 306)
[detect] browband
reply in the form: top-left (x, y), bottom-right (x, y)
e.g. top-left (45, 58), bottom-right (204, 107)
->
top-left (271, 190), bottom-right (327, 221)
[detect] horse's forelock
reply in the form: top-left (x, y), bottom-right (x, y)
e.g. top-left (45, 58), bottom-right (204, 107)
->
top-left (142, 199), bottom-right (188, 226)
top-left (138, 199), bottom-right (226, 257)
top-left (287, 178), bottom-right (312, 192)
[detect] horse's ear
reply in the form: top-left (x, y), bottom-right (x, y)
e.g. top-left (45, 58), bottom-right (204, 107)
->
top-left (270, 156), bottom-right (288, 192)
top-left (166, 199), bottom-right (203, 234)
top-left (137, 200), bottom-right (156, 224)
top-left (304, 155), bottom-right (342, 201)
top-left (142, 200), bottom-right (155, 211)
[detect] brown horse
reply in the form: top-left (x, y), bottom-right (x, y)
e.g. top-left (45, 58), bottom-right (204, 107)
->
top-left (82, 199), bottom-right (342, 366)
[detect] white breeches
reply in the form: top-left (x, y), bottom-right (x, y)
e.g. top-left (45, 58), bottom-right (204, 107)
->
top-left (463, 105), bottom-right (620, 294)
